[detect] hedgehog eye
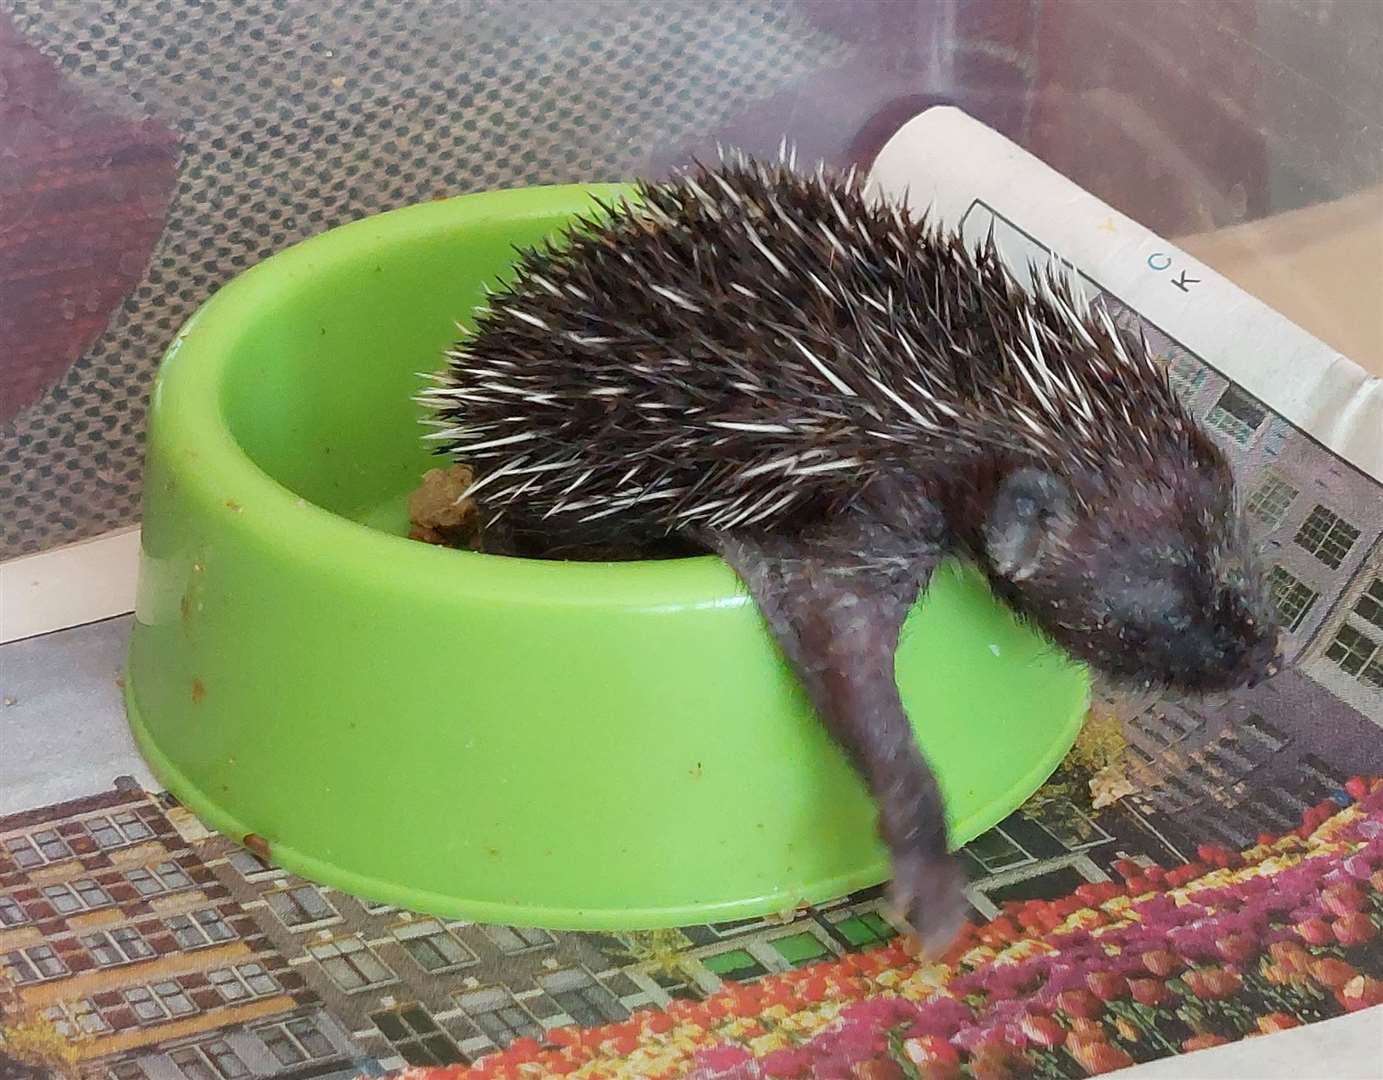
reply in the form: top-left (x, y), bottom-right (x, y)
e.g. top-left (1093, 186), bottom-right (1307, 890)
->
top-left (985, 468), bottom-right (1074, 581)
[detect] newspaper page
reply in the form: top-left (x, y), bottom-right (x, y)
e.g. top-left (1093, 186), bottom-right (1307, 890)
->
top-left (2, 107), bottom-right (1382, 1080)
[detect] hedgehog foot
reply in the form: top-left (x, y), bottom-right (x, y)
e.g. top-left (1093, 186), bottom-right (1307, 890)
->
top-left (887, 849), bottom-right (970, 959)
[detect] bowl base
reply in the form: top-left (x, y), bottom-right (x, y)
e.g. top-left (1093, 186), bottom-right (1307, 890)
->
top-left (125, 675), bottom-right (1082, 930)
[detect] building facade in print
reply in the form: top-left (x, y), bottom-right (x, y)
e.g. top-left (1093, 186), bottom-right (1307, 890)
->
top-left (0, 781), bottom-right (366, 1080)
top-left (180, 824), bottom-right (651, 1071)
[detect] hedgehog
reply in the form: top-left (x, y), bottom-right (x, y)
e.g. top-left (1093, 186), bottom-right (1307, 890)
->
top-left (417, 153), bottom-right (1283, 954)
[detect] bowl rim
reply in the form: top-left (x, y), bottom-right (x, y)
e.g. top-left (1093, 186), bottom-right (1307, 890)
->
top-left (151, 183), bottom-right (761, 612)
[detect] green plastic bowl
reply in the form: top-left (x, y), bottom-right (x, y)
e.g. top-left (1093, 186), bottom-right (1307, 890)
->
top-left (125, 184), bottom-right (1088, 930)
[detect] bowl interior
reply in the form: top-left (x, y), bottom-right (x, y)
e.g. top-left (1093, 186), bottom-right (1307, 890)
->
top-left (219, 186), bottom-right (638, 541)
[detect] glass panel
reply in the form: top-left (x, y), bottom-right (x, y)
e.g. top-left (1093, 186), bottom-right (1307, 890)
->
top-left (261, 1029), bottom-right (305, 1067)
top-left (770, 931), bottom-right (830, 967)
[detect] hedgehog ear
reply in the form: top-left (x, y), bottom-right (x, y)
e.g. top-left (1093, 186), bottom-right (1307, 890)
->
top-left (985, 468), bottom-right (1075, 582)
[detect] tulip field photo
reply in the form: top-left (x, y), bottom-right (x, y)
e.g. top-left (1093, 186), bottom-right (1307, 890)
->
top-left (388, 778), bottom-right (1383, 1079)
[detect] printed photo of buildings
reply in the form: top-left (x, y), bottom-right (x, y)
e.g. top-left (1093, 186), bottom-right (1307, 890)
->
top-left (3, 771), bottom-right (1210, 1079)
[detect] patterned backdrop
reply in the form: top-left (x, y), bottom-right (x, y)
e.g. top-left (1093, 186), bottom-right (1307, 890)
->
top-left (0, 0), bottom-right (851, 557)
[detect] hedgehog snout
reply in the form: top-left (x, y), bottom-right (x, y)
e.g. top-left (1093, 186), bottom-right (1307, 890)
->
top-left (1178, 614), bottom-right (1282, 694)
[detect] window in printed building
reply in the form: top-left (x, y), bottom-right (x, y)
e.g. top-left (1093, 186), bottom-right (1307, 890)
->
top-left (457, 988), bottom-right (544, 1048)
top-left (209, 963), bottom-right (280, 1002)
top-left (3, 836), bottom-right (43, 868)
top-left (125, 862), bottom-right (193, 897)
top-left (265, 884), bottom-right (338, 928)
top-left (1267, 565), bottom-right (1319, 631)
top-left (41, 884), bottom-right (84, 914)
top-left (394, 919), bottom-right (475, 972)
top-left (831, 911), bottom-right (898, 949)
top-left (540, 970), bottom-right (628, 1025)
top-left (702, 949), bottom-right (768, 983)
top-left (43, 999), bottom-right (115, 1038)
top-left (1245, 474), bottom-right (1298, 529)
top-left (1164, 354), bottom-right (1208, 401)
top-left (1326, 624), bottom-right (1382, 687)
top-left (4, 945), bottom-right (67, 983)
top-left (257, 1018), bottom-right (336, 1065)
top-left (308, 937), bottom-right (394, 991)
top-left (31, 830), bottom-right (73, 862)
top-left (1238, 714), bottom-right (1289, 752)
top-left (769, 932), bottom-right (831, 968)
top-left (1028, 798), bottom-right (1113, 850)
top-left (43, 878), bottom-right (116, 913)
top-left (1295, 505), bottom-right (1361, 569)
top-left (1206, 385), bottom-right (1268, 445)
top-left (0, 895), bottom-right (28, 926)
top-left (83, 927), bottom-right (155, 965)
top-left (481, 924), bottom-right (553, 953)
top-left (227, 848), bottom-right (278, 878)
top-left (166, 908), bottom-right (236, 948)
top-left (963, 828), bottom-right (1032, 872)
top-left (170, 1041), bottom-right (250, 1080)
top-left (85, 812), bottom-right (154, 848)
top-left (1354, 579), bottom-right (1383, 631)
top-left (371, 1006), bottom-right (465, 1067)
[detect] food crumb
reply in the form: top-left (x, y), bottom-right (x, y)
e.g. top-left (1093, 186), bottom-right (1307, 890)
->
top-left (2, 696), bottom-right (16, 707)
top-left (407, 464), bottom-right (479, 546)
top-left (403, 460), bottom-right (702, 560)
top-left (191, 678), bottom-right (206, 704)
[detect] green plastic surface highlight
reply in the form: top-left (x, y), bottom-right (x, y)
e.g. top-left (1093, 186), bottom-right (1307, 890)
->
top-left (125, 183), bottom-right (1089, 930)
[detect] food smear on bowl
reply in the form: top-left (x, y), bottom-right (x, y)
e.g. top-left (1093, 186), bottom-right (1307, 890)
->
top-left (406, 461), bottom-right (702, 560)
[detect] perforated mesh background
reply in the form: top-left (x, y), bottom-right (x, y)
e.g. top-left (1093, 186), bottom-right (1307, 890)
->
top-left (0, 0), bottom-right (848, 557)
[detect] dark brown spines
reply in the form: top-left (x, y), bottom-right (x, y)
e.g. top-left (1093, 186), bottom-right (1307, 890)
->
top-left (419, 155), bottom-right (1200, 539)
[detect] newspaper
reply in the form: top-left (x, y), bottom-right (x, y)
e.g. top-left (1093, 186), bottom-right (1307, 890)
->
top-left (869, 108), bottom-right (1383, 477)
top-left (2, 107), bottom-right (1381, 1080)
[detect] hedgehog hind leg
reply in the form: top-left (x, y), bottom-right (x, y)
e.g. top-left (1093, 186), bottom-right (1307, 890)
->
top-left (707, 520), bottom-right (967, 958)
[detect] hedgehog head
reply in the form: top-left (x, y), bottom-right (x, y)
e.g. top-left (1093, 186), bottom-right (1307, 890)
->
top-left (980, 450), bottom-right (1282, 695)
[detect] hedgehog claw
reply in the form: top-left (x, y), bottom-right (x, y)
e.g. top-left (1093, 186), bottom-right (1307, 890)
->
top-left (887, 851), bottom-right (969, 960)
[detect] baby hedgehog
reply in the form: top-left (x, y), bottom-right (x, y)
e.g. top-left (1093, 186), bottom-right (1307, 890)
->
top-left (418, 155), bottom-right (1283, 953)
